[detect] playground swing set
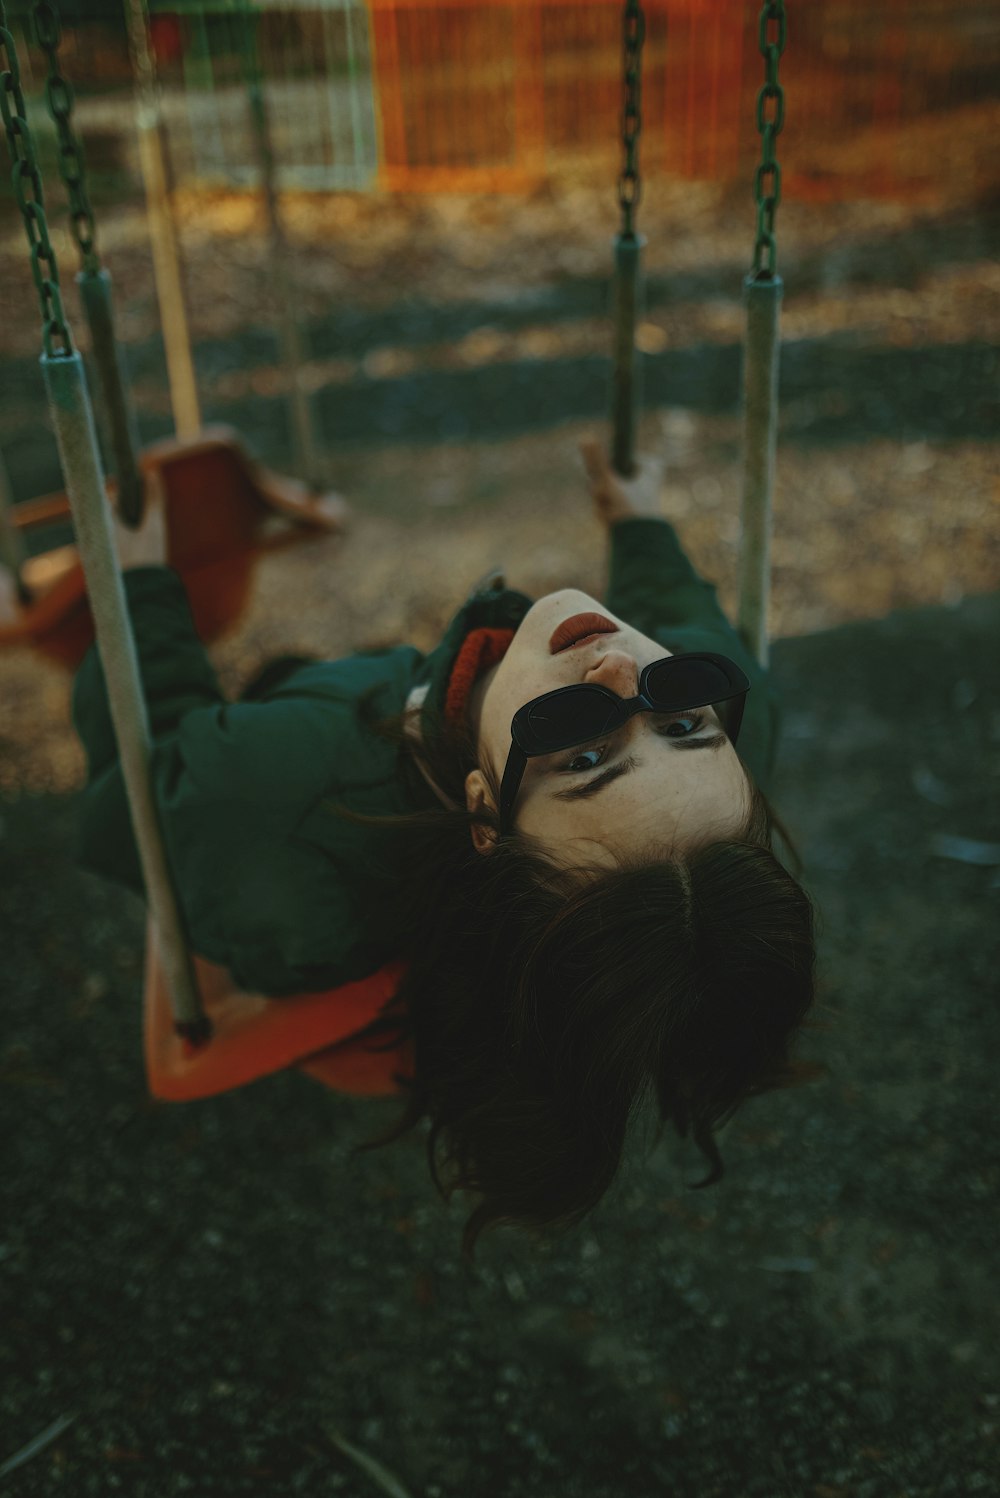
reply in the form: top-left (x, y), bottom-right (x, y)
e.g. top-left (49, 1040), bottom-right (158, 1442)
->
top-left (0, 0), bottom-right (339, 670)
top-left (0, 0), bottom-right (786, 1104)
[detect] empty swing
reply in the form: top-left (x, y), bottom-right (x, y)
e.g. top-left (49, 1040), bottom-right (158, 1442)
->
top-left (0, 0), bottom-right (345, 673)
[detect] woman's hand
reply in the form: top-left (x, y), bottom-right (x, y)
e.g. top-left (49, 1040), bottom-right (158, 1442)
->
top-left (111, 469), bottom-right (169, 571)
top-left (578, 436), bottom-right (667, 529)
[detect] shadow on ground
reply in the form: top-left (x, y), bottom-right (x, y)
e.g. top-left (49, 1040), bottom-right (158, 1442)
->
top-left (1, 589), bottom-right (998, 1496)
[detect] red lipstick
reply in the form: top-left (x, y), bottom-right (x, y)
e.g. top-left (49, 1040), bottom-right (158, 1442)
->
top-left (549, 612), bottom-right (619, 655)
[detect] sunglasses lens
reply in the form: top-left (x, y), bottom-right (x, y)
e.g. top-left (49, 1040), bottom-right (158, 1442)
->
top-left (524, 659), bottom-right (735, 752)
top-left (526, 695), bottom-right (618, 749)
top-left (646, 657), bottom-right (732, 707)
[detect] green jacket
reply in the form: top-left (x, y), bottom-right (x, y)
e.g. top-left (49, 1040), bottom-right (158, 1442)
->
top-left (72, 517), bottom-right (781, 997)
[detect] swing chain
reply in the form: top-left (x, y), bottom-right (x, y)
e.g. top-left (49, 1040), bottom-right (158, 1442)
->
top-left (31, 0), bottom-right (99, 275)
top-left (751, 0), bottom-right (786, 278)
top-left (236, 0), bottom-right (278, 192)
top-left (236, 0), bottom-right (264, 94)
top-left (0, 0), bottom-right (73, 357)
top-left (617, 0), bottom-right (645, 240)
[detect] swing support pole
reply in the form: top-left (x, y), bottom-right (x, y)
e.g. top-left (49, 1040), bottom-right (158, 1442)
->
top-left (736, 274), bottom-right (781, 671)
top-left (78, 269), bottom-right (145, 524)
top-left (610, 231), bottom-right (645, 478)
top-left (238, 0), bottom-right (322, 486)
top-left (736, 0), bottom-right (787, 671)
top-left (41, 351), bottom-right (208, 1039)
top-left (123, 0), bottom-right (201, 441)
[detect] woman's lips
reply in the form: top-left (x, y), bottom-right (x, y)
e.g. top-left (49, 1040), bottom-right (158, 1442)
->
top-left (549, 612), bottom-right (619, 654)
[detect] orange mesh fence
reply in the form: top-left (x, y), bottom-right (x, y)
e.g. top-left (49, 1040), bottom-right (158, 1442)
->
top-left (367, 0), bottom-right (959, 202)
top-left (44, 2), bottom-right (985, 203)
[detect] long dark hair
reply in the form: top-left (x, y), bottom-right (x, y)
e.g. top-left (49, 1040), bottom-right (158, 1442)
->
top-left (255, 662), bottom-right (827, 1264)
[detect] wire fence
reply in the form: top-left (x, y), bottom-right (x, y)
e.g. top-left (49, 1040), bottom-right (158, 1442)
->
top-left (1, 0), bottom-right (998, 201)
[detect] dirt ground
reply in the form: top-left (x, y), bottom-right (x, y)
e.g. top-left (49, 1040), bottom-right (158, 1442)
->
top-left (1, 81), bottom-right (999, 1497)
top-left (1, 554), bottom-right (998, 1498)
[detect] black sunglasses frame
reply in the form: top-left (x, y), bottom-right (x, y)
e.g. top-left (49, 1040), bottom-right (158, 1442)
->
top-left (496, 652), bottom-right (751, 838)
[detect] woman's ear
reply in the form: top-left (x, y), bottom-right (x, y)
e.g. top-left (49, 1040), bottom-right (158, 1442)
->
top-left (465, 769), bottom-right (498, 855)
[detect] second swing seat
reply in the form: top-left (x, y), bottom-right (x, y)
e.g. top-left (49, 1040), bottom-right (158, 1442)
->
top-left (0, 426), bottom-right (350, 670)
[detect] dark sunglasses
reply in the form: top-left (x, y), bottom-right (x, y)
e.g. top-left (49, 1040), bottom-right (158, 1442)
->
top-left (497, 652), bottom-right (751, 837)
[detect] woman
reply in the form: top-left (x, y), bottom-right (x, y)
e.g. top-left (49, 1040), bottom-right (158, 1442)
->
top-left (70, 434), bottom-right (823, 1261)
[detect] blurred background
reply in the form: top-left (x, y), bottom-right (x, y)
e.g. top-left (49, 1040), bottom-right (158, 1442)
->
top-left (1, 0), bottom-right (997, 792)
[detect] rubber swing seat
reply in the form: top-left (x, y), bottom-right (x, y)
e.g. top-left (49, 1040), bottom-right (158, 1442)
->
top-left (143, 916), bottom-right (415, 1101)
top-left (0, 426), bottom-right (349, 671)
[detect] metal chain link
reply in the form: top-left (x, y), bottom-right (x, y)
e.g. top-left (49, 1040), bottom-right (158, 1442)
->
top-left (236, 0), bottom-right (264, 94)
top-left (0, 0), bottom-right (73, 356)
top-left (31, 0), bottom-right (99, 275)
top-left (751, 0), bottom-right (786, 278)
top-left (236, 0), bottom-right (279, 203)
top-left (617, 0), bottom-right (645, 240)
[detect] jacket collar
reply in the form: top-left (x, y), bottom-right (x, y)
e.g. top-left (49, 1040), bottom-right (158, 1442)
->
top-left (416, 568), bottom-right (535, 747)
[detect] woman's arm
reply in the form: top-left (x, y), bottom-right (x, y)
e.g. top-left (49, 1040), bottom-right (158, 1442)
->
top-left (577, 432), bottom-right (782, 792)
top-left (72, 567), bottom-right (225, 782)
top-left (69, 547), bottom-right (362, 992)
top-left (71, 476), bottom-right (225, 885)
top-left (577, 433), bottom-right (737, 639)
top-left (73, 477), bottom-right (224, 781)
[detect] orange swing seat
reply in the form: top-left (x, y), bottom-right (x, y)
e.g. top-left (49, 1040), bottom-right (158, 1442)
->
top-left (0, 426), bottom-right (346, 671)
top-left (143, 917), bottom-right (415, 1101)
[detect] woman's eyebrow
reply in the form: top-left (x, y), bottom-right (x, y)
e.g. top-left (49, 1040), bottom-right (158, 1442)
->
top-left (551, 730), bottom-right (729, 802)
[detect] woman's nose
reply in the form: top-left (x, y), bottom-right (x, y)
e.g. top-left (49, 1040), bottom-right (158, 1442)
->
top-left (585, 649), bottom-right (640, 699)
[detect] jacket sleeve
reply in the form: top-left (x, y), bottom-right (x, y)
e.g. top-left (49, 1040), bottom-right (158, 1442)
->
top-left (69, 565), bottom-right (361, 994)
top-left (604, 517), bottom-right (783, 795)
top-left (72, 565), bottom-right (224, 783)
top-left (70, 561), bottom-right (228, 903)
top-left (605, 516), bottom-right (737, 639)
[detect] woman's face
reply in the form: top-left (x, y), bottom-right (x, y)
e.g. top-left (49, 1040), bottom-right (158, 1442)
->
top-left (464, 588), bottom-right (750, 866)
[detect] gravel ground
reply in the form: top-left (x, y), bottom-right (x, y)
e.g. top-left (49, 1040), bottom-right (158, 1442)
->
top-left (1, 588), bottom-right (998, 1497)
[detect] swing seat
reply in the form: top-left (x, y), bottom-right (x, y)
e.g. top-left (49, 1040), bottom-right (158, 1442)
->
top-left (0, 426), bottom-right (348, 671)
top-left (143, 916), bottom-right (415, 1101)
